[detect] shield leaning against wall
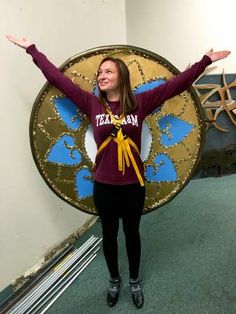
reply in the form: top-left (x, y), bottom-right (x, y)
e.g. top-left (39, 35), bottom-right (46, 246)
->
top-left (30, 45), bottom-right (205, 215)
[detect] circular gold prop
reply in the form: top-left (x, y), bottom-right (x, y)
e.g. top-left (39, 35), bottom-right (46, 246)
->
top-left (30, 45), bottom-right (205, 215)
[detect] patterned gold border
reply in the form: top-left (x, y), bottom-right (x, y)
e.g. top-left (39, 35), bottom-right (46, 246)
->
top-left (29, 45), bottom-right (205, 215)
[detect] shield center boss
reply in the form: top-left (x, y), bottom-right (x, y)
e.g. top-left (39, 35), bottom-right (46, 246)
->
top-left (30, 45), bottom-right (204, 215)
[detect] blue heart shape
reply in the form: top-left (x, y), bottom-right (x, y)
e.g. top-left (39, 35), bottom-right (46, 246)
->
top-left (145, 153), bottom-right (177, 182)
top-left (158, 115), bottom-right (194, 147)
top-left (53, 97), bottom-right (82, 130)
top-left (47, 135), bottom-right (82, 166)
top-left (75, 168), bottom-right (94, 199)
top-left (134, 78), bottom-right (166, 94)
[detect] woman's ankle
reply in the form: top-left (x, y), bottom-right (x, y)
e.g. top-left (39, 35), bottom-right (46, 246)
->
top-left (129, 277), bottom-right (139, 284)
top-left (110, 275), bottom-right (121, 283)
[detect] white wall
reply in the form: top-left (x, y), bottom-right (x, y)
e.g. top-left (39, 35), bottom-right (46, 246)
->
top-left (0, 0), bottom-right (126, 291)
top-left (126, 0), bottom-right (236, 73)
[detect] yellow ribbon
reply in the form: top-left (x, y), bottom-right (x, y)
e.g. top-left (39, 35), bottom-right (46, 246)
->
top-left (95, 108), bottom-right (144, 186)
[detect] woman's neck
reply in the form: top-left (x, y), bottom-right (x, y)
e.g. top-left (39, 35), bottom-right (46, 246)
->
top-left (106, 91), bottom-right (120, 102)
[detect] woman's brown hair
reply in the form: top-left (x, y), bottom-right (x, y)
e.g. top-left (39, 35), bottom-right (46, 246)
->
top-left (97, 57), bottom-right (137, 115)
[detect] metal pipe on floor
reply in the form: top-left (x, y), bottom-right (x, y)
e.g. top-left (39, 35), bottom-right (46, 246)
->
top-left (8, 236), bottom-right (100, 314)
top-left (39, 253), bottom-right (97, 314)
top-left (1, 243), bottom-right (74, 314)
top-left (30, 247), bottom-right (100, 314)
top-left (27, 244), bottom-right (101, 314)
top-left (9, 236), bottom-right (99, 314)
top-left (8, 236), bottom-right (98, 314)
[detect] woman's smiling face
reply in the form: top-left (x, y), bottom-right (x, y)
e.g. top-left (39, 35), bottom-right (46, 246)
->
top-left (97, 60), bottom-right (120, 95)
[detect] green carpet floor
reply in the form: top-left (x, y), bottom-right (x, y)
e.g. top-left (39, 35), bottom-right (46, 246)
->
top-left (43, 174), bottom-right (236, 313)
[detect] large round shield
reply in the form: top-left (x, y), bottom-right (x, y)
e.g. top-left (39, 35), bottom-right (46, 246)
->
top-left (30, 45), bottom-right (205, 215)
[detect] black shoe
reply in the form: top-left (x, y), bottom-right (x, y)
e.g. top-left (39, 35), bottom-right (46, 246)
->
top-left (129, 279), bottom-right (144, 309)
top-left (106, 277), bottom-right (121, 307)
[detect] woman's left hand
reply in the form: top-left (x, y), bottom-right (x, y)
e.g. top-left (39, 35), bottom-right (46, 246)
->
top-left (206, 48), bottom-right (231, 62)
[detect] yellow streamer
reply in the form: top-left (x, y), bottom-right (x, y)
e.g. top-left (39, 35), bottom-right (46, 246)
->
top-left (94, 107), bottom-right (144, 186)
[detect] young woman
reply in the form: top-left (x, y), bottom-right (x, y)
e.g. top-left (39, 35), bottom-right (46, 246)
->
top-left (6, 35), bottom-right (230, 309)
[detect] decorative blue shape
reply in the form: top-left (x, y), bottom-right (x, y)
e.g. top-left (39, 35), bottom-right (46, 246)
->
top-left (134, 79), bottom-right (166, 94)
top-left (47, 135), bottom-right (82, 166)
top-left (53, 97), bottom-right (82, 130)
top-left (93, 84), bottom-right (99, 97)
top-left (158, 115), bottom-right (194, 147)
top-left (145, 153), bottom-right (177, 182)
top-left (75, 168), bottom-right (94, 199)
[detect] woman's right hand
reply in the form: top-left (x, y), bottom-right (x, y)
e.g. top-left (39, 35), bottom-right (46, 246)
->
top-left (6, 34), bottom-right (32, 49)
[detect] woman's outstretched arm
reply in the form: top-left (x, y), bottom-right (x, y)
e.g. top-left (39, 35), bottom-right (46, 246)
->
top-left (6, 35), bottom-right (96, 116)
top-left (138, 49), bottom-right (231, 116)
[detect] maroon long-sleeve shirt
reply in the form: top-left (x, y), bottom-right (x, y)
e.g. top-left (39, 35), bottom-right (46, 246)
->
top-left (26, 45), bottom-right (211, 185)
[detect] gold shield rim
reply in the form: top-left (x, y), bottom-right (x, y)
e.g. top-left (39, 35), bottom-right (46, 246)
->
top-left (29, 44), bottom-right (205, 215)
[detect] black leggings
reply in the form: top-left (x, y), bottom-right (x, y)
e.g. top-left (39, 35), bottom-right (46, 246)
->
top-left (93, 181), bottom-right (145, 279)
